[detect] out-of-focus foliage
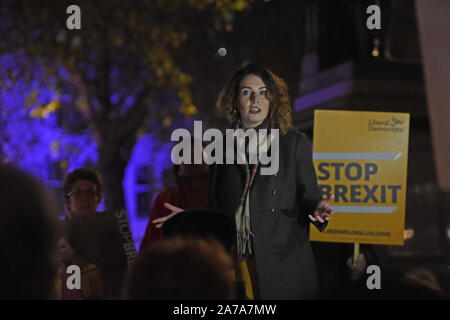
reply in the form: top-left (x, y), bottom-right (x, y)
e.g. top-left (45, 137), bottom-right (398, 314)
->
top-left (0, 0), bottom-right (251, 119)
top-left (0, 0), bottom-right (252, 209)
top-left (0, 54), bottom-right (98, 172)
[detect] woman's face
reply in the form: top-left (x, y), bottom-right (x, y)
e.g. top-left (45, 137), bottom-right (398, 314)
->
top-left (237, 74), bottom-right (270, 129)
top-left (67, 179), bottom-right (100, 217)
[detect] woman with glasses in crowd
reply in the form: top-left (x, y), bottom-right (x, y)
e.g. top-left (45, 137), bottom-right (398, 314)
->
top-left (59, 168), bottom-right (135, 299)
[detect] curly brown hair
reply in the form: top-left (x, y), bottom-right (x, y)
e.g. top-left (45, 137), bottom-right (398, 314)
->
top-left (216, 64), bottom-right (292, 134)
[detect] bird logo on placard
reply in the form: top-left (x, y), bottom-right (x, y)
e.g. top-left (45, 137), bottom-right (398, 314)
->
top-left (390, 117), bottom-right (405, 127)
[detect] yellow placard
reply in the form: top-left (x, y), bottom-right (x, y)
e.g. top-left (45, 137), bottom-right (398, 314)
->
top-left (310, 110), bottom-right (410, 245)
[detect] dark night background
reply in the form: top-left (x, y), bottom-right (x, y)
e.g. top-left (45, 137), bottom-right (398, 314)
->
top-left (0, 0), bottom-right (449, 298)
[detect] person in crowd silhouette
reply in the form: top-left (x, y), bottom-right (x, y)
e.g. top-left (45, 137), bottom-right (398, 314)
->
top-left (61, 168), bottom-right (135, 299)
top-left (0, 164), bottom-right (57, 299)
top-left (139, 144), bottom-right (208, 252)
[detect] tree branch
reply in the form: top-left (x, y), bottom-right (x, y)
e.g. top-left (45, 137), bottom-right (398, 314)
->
top-left (110, 84), bottom-right (151, 141)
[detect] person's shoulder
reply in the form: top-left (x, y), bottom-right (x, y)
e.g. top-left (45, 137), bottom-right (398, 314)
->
top-left (281, 127), bottom-right (311, 143)
top-left (281, 128), bottom-right (314, 160)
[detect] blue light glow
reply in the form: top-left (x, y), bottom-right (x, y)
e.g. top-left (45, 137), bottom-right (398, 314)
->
top-left (0, 53), bottom-right (181, 247)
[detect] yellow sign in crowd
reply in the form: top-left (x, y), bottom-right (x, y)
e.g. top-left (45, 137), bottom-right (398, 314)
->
top-left (310, 110), bottom-right (410, 246)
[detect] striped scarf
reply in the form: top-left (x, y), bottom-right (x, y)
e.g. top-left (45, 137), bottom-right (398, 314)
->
top-left (234, 126), bottom-right (272, 260)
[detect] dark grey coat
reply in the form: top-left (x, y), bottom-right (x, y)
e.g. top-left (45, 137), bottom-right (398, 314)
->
top-left (209, 128), bottom-right (327, 299)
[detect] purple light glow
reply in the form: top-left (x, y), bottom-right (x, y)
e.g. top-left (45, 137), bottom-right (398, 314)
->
top-left (294, 80), bottom-right (352, 112)
top-left (1, 53), bottom-right (179, 247)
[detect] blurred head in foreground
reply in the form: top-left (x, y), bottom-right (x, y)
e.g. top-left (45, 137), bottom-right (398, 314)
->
top-left (0, 164), bottom-right (57, 299)
top-left (162, 209), bottom-right (236, 255)
top-left (124, 237), bottom-right (235, 300)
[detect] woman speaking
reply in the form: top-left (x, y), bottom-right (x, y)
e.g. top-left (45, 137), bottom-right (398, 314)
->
top-left (154, 64), bottom-right (334, 299)
top-left (209, 64), bottom-right (334, 299)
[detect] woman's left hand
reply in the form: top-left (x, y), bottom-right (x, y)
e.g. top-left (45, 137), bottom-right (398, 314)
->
top-left (308, 195), bottom-right (334, 223)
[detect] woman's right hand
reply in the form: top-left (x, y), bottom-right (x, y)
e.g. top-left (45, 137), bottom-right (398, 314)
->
top-left (152, 202), bottom-right (184, 228)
